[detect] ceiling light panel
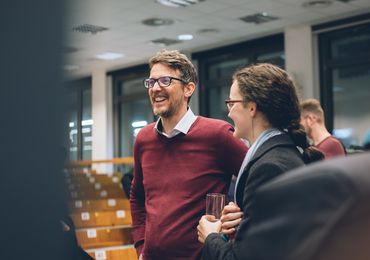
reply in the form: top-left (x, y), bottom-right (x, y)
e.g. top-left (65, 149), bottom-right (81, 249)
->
top-left (72, 24), bottom-right (108, 34)
top-left (156, 0), bottom-right (205, 8)
top-left (95, 52), bottom-right (124, 60)
top-left (142, 18), bottom-right (175, 26)
top-left (239, 13), bottom-right (279, 24)
top-left (150, 38), bottom-right (182, 46)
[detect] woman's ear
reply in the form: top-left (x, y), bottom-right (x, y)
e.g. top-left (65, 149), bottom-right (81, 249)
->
top-left (249, 102), bottom-right (257, 117)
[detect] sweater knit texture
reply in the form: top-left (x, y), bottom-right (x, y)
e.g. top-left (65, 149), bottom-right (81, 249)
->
top-left (130, 116), bottom-right (247, 260)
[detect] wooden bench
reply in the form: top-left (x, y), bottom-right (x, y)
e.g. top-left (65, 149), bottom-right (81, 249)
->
top-left (68, 198), bottom-right (130, 213)
top-left (75, 226), bottom-right (133, 249)
top-left (86, 245), bottom-right (137, 260)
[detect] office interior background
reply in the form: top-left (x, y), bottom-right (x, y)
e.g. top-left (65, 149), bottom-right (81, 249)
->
top-left (64, 0), bottom-right (370, 168)
top-left (2, 1), bottom-right (369, 259)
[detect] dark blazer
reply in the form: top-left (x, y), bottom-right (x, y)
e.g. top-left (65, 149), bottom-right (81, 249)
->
top-left (203, 133), bottom-right (304, 260)
top-left (203, 150), bottom-right (370, 260)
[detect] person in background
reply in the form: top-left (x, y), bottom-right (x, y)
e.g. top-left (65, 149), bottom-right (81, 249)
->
top-left (130, 50), bottom-right (247, 260)
top-left (197, 63), bottom-right (323, 259)
top-left (300, 98), bottom-right (346, 159)
top-left (121, 169), bottom-right (133, 199)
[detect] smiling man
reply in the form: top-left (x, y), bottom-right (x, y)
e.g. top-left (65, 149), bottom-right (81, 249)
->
top-left (130, 50), bottom-right (247, 260)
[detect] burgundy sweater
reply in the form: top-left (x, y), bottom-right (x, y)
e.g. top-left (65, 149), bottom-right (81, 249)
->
top-left (316, 136), bottom-right (346, 159)
top-left (130, 116), bottom-right (247, 260)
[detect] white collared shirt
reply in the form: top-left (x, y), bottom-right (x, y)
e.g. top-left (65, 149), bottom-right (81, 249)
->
top-left (154, 108), bottom-right (197, 138)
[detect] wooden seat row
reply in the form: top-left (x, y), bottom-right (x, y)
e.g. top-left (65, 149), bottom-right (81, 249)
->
top-left (68, 198), bottom-right (130, 213)
top-left (71, 210), bottom-right (132, 228)
top-left (65, 158), bottom-right (136, 259)
top-left (85, 245), bottom-right (137, 259)
top-left (66, 187), bottom-right (126, 200)
top-left (76, 226), bottom-right (133, 249)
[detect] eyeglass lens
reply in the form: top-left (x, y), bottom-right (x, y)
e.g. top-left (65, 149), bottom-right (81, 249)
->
top-left (145, 77), bottom-right (172, 88)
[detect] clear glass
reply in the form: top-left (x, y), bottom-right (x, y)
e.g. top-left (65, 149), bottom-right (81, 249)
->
top-left (206, 193), bottom-right (225, 220)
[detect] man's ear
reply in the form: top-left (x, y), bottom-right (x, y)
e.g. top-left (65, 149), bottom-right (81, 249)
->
top-left (184, 82), bottom-right (195, 98)
top-left (307, 114), bottom-right (316, 125)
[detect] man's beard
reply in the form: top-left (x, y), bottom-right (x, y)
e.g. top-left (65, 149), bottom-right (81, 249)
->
top-left (153, 98), bottom-right (182, 118)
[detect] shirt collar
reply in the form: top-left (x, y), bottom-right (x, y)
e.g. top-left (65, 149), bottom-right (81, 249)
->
top-left (154, 107), bottom-right (197, 138)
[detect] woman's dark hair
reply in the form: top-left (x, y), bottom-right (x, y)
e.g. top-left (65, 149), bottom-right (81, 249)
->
top-left (233, 63), bottom-right (323, 163)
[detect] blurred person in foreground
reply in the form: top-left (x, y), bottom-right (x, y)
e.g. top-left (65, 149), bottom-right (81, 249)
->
top-left (197, 63), bottom-right (323, 259)
top-left (130, 50), bottom-right (247, 260)
top-left (300, 98), bottom-right (346, 159)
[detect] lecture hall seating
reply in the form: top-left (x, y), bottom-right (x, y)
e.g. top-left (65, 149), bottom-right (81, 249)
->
top-left (65, 158), bottom-right (137, 260)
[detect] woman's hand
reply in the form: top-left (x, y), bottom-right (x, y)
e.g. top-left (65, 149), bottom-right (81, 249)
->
top-left (220, 202), bottom-right (243, 235)
top-left (197, 215), bottom-right (222, 243)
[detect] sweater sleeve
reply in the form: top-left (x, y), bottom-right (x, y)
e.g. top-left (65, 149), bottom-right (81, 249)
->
top-left (129, 137), bottom-right (146, 256)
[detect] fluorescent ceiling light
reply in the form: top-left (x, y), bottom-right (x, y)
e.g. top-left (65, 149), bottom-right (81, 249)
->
top-left (132, 121), bottom-right (148, 128)
top-left (82, 127), bottom-right (91, 133)
top-left (82, 119), bottom-right (94, 126)
top-left (95, 52), bottom-right (124, 60)
top-left (177, 34), bottom-right (194, 40)
top-left (156, 0), bottom-right (204, 8)
top-left (63, 64), bottom-right (80, 71)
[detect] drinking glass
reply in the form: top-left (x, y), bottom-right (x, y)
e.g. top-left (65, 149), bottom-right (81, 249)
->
top-left (206, 193), bottom-right (225, 220)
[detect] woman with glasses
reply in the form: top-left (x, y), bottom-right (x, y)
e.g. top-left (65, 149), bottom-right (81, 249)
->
top-left (197, 63), bottom-right (323, 259)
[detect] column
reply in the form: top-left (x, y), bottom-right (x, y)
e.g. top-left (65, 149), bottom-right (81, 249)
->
top-left (285, 25), bottom-right (318, 100)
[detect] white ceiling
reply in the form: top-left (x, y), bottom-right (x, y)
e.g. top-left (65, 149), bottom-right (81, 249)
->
top-left (64, 0), bottom-right (370, 79)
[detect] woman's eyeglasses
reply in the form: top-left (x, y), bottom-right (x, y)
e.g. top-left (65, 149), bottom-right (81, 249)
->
top-left (143, 76), bottom-right (187, 89)
top-left (225, 99), bottom-right (245, 110)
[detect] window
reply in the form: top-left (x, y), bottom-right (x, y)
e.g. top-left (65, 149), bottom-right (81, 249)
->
top-left (66, 78), bottom-right (92, 160)
top-left (193, 34), bottom-right (284, 121)
top-left (318, 17), bottom-right (370, 148)
top-left (112, 65), bottom-right (153, 158)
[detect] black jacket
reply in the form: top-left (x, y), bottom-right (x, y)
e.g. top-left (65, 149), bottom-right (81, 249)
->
top-left (203, 133), bottom-right (304, 260)
top-left (203, 149), bottom-right (370, 260)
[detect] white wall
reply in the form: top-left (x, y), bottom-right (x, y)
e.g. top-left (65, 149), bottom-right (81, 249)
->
top-left (92, 69), bottom-right (113, 173)
top-left (284, 25), bottom-right (317, 100)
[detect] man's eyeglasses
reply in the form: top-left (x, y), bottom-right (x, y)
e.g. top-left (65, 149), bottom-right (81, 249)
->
top-left (143, 76), bottom-right (187, 89)
top-left (225, 99), bottom-right (245, 110)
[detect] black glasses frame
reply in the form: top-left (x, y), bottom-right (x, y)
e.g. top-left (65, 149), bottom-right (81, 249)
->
top-left (224, 99), bottom-right (245, 110)
top-left (143, 76), bottom-right (187, 89)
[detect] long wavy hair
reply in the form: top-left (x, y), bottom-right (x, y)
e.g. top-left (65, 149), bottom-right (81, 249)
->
top-left (233, 63), bottom-right (323, 163)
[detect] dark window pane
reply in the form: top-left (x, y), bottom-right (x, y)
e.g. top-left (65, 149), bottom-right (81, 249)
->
top-left (68, 92), bottom-right (78, 160)
top-left (208, 58), bottom-right (248, 79)
top-left (331, 31), bottom-right (370, 59)
top-left (332, 64), bottom-right (370, 147)
top-left (256, 50), bottom-right (285, 68)
top-left (82, 88), bottom-right (92, 160)
top-left (120, 78), bottom-right (146, 95)
top-left (119, 99), bottom-right (152, 157)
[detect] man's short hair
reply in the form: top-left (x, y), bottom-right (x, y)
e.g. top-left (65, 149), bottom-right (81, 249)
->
top-left (149, 49), bottom-right (198, 85)
top-left (300, 98), bottom-right (325, 124)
